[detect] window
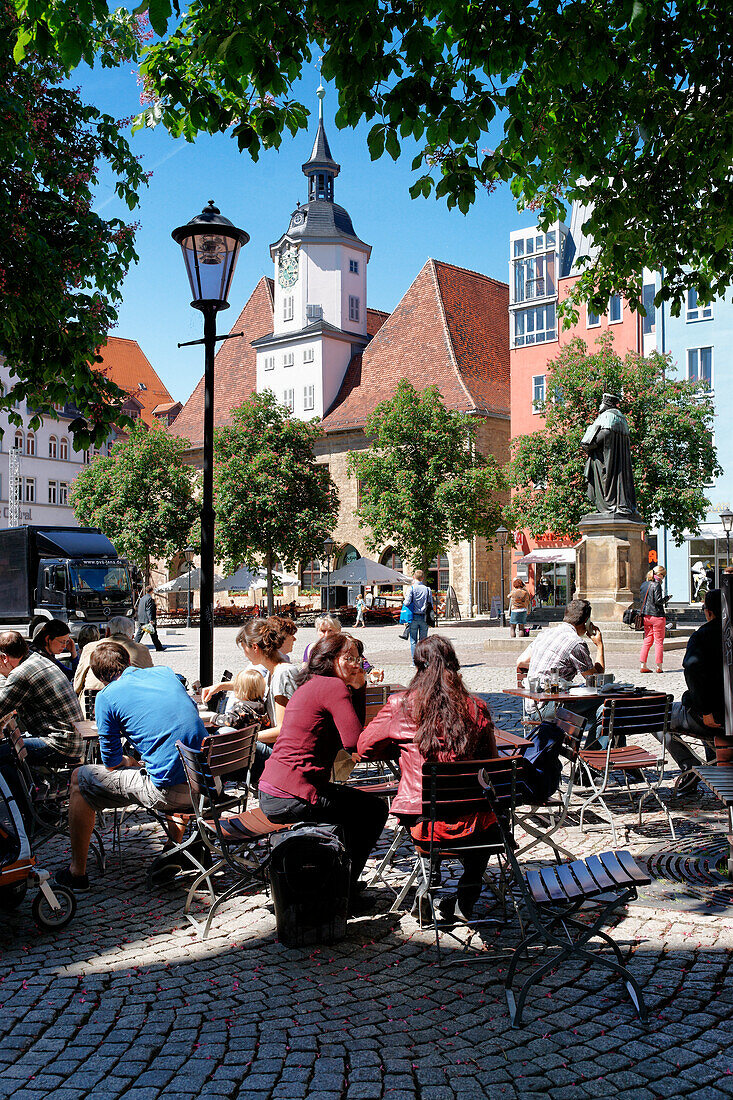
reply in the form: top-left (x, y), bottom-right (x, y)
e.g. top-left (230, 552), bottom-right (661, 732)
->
top-left (688, 346), bottom-right (713, 387)
top-left (429, 553), bottom-right (450, 592)
top-left (303, 385), bottom-right (315, 411)
top-left (301, 559), bottom-right (321, 589)
top-left (283, 388), bottom-right (295, 412)
top-left (303, 347), bottom-right (314, 363)
top-left (25, 432), bottom-right (35, 457)
top-left (642, 283), bottom-right (656, 334)
top-left (14, 430), bottom-right (23, 452)
top-left (48, 436), bottom-right (57, 459)
top-left (48, 481), bottom-right (57, 505)
top-left (687, 288), bottom-right (713, 322)
top-left (608, 295), bottom-right (622, 323)
top-left (513, 251), bottom-right (556, 304)
top-left (264, 355), bottom-right (275, 371)
top-left (83, 450), bottom-right (91, 465)
top-left (532, 375), bottom-right (546, 412)
top-left (284, 295), bottom-right (294, 322)
top-left (513, 303), bottom-right (556, 347)
top-left (59, 437), bottom-right (68, 461)
top-left (22, 477), bottom-right (35, 503)
top-left (587, 307), bottom-right (600, 328)
top-left (138, 382), bottom-right (147, 391)
top-left (283, 352), bottom-right (294, 368)
top-left (348, 295), bottom-right (360, 322)
top-left (59, 482), bottom-right (69, 506)
top-left (349, 259), bottom-right (359, 274)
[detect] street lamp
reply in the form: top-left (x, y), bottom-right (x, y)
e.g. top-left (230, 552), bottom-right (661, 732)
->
top-left (182, 544), bottom-right (195, 630)
top-left (496, 526), bottom-right (509, 629)
top-left (323, 536), bottom-right (336, 612)
top-left (720, 508), bottom-right (733, 576)
top-left (173, 201), bottom-right (249, 685)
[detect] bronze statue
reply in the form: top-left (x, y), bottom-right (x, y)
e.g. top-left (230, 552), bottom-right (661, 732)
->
top-left (580, 393), bottom-right (639, 517)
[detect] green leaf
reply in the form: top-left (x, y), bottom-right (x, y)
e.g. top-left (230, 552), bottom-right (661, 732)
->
top-left (147, 0), bottom-right (172, 37)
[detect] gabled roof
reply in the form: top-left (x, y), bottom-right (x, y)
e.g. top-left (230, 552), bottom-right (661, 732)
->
top-left (321, 259), bottom-right (509, 431)
top-left (93, 337), bottom-right (173, 426)
top-left (168, 277), bottom-right (274, 448)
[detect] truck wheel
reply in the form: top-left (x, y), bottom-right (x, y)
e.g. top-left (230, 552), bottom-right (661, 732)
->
top-left (28, 615), bottom-right (49, 640)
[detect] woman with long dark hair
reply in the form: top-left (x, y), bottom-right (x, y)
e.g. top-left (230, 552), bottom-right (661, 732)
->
top-left (258, 632), bottom-right (388, 912)
top-left (30, 619), bottom-right (79, 682)
top-left (357, 635), bottom-right (497, 921)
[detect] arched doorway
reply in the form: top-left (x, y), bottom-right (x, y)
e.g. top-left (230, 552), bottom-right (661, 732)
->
top-left (337, 544), bottom-right (360, 568)
top-left (379, 547), bottom-right (404, 593)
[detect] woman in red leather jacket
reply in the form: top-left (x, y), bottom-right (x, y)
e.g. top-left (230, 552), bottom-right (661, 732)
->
top-left (357, 635), bottom-right (497, 921)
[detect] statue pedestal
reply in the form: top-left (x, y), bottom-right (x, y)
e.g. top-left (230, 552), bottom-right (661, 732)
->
top-left (575, 513), bottom-right (647, 622)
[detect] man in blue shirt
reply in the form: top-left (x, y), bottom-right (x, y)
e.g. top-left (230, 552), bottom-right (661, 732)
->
top-left (55, 641), bottom-right (206, 891)
top-left (404, 570), bottom-right (433, 656)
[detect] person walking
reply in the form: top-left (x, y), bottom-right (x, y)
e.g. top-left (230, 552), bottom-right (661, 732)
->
top-left (639, 565), bottom-right (667, 674)
top-left (354, 593), bottom-right (366, 628)
top-left (508, 578), bottom-right (531, 638)
top-left (404, 569), bottom-right (433, 657)
top-left (135, 584), bottom-right (165, 652)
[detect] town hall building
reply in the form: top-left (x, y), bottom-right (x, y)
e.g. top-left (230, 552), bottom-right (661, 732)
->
top-left (170, 89), bottom-right (511, 617)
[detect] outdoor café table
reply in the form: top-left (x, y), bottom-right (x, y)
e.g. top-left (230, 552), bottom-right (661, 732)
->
top-left (502, 686), bottom-right (605, 706)
top-left (73, 720), bottom-right (100, 764)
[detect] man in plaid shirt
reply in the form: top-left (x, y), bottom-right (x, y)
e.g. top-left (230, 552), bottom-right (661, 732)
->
top-left (0, 631), bottom-right (83, 770)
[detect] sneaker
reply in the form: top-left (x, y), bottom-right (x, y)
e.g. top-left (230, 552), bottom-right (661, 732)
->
top-left (54, 867), bottom-right (90, 893)
top-left (675, 772), bottom-right (701, 798)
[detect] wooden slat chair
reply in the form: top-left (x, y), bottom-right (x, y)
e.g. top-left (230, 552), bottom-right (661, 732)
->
top-left (578, 692), bottom-right (675, 844)
top-left (479, 767), bottom-right (650, 1027)
top-left (81, 689), bottom-right (99, 722)
top-left (513, 706), bottom-right (585, 863)
top-left (692, 766), bottom-right (733, 876)
top-left (0, 712), bottom-right (105, 870)
top-left (176, 725), bottom-right (287, 939)
top-left (409, 756), bottom-right (521, 965)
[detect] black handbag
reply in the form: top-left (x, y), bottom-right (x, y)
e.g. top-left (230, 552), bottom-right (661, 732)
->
top-left (426, 597), bottom-right (436, 627)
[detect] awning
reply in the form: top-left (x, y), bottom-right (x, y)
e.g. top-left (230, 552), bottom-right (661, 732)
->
top-left (685, 524), bottom-right (726, 540)
top-left (518, 548), bottom-right (576, 565)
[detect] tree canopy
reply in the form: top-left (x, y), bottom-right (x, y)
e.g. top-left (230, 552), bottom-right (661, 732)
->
top-left (508, 334), bottom-right (720, 545)
top-left (13, 0), bottom-right (733, 316)
top-left (69, 420), bottom-right (199, 581)
top-left (1, 4), bottom-right (147, 447)
top-left (348, 380), bottom-right (506, 576)
top-left (213, 391), bottom-right (339, 613)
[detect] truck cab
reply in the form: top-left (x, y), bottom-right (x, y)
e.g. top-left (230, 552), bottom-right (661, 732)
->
top-left (37, 557), bottom-right (133, 629)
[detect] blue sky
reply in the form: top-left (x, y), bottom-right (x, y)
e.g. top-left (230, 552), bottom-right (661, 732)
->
top-left (82, 60), bottom-right (537, 405)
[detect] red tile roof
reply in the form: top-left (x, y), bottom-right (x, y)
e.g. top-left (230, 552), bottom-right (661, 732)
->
top-left (321, 259), bottom-right (509, 431)
top-left (169, 278), bottom-right (274, 447)
top-left (93, 337), bottom-right (173, 426)
top-left (366, 308), bottom-right (390, 337)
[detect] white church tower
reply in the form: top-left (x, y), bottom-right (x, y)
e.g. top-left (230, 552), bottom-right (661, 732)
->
top-left (254, 85), bottom-right (372, 420)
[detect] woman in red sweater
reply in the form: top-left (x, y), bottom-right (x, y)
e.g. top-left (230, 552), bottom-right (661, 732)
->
top-left (258, 633), bottom-right (389, 911)
top-left (357, 635), bottom-right (498, 921)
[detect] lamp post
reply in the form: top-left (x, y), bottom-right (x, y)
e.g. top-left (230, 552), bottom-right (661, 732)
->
top-left (182, 544), bottom-right (195, 630)
top-left (720, 509), bottom-right (733, 578)
top-left (323, 536), bottom-right (335, 612)
top-left (173, 201), bottom-right (249, 685)
top-left (496, 526), bottom-right (509, 628)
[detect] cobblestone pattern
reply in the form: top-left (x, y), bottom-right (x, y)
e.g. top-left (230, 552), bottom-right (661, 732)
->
top-left (2, 629), bottom-right (730, 1100)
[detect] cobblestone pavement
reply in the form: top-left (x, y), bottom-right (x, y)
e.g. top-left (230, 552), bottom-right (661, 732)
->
top-left (2, 626), bottom-right (732, 1100)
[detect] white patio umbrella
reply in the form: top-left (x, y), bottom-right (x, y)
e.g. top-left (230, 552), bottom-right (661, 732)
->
top-left (220, 565), bottom-right (299, 591)
top-left (155, 568), bottom-right (228, 593)
top-left (320, 557), bottom-right (411, 587)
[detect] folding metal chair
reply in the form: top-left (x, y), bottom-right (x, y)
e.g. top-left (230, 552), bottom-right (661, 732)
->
top-left (513, 707), bottom-right (585, 862)
top-left (177, 724), bottom-right (286, 938)
top-left (578, 692), bottom-right (675, 844)
top-left (410, 756), bottom-right (521, 965)
top-left (480, 764), bottom-right (650, 1027)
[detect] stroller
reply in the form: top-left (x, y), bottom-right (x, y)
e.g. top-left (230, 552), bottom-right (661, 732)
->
top-left (0, 773), bottom-right (76, 931)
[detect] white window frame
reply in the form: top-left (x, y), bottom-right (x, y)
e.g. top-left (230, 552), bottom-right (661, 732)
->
top-left (83, 450), bottom-right (91, 465)
top-left (264, 355), bottom-right (275, 371)
top-left (48, 435), bottom-right (57, 459)
top-left (512, 302), bottom-right (557, 348)
top-left (687, 346), bottom-right (714, 390)
top-left (59, 482), bottom-right (69, 506)
top-left (22, 477), bottom-right (35, 503)
top-left (283, 388), bottom-right (295, 412)
top-left (48, 480), bottom-right (57, 505)
top-left (586, 306), bottom-right (601, 328)
top-left (283, 295), bottom-right (294, 322)
top-left (303, 347), bottom-right (314, 364)
top-left (348, 295), bottom-right (360, 322)
top-left (686, 288), bottom-right (713, 323)
top-left (608, 295), bottom-right (623, 324)
top-left (532, 375), bottom-right (546, 413)
top-left (60, 437), bottom-right (68, 461)
top-left (303, 385), bottom-right (315, 411)
top-left (283, 351), bottom-right (295, 368)
top-left (14, 430), bottom-right (23, 453)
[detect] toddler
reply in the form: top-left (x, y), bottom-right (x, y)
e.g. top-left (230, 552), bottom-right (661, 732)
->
top-left (213, 668), bottom-right (271, 730)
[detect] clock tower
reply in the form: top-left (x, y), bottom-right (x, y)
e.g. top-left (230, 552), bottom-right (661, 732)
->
top-left (254, 85), bottom-right (372, 420)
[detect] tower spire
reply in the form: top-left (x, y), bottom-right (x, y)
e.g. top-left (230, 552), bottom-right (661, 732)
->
top-left (302, 84), bottom-right (340, 203)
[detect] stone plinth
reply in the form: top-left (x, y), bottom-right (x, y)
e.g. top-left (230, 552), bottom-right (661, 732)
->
top-left (575, 513), bottom-right (647, 622)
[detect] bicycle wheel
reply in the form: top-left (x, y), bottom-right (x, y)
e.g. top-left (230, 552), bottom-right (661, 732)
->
top-left (31, 884), bottom-right (77, 931)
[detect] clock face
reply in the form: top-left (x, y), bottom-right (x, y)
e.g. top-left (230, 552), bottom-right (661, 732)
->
top-left (278, 248), bottom-right (299, 288)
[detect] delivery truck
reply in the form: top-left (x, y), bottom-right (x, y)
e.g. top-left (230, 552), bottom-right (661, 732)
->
top-left (0, 526), bottom-right (134, 637)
